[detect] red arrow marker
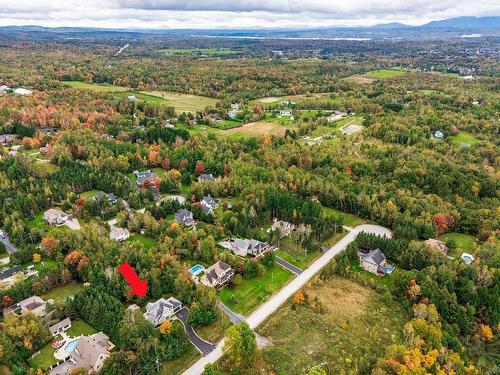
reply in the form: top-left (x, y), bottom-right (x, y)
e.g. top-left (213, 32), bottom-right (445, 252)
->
top-left (118, 262), bottom-right (148, 297)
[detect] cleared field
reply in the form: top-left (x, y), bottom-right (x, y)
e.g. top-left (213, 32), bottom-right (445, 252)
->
top-left (450, 133), bottom-right (481, 145)
top-left (159, 48), bottom-right (240, 56)
top-left (62, 81), bottom-right (218, 113)
top-left (365, 68), bottom-right (406, 79)
top-left (439, 232), bottom-right (476, 258)
top-left (223, 121), bottom-right (297, 137)
top-left (256, 277), bottom-right (406, 374)
top-left (62, 81), bottom-right (129, 92)
top-left (41, 282), bottom-right (83, 301)
top-left (143, 91), bottom-right (218, 113)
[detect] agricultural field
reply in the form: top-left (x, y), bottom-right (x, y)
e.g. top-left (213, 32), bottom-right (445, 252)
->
top-left (345, 68), bottom-right (408, 84)
top-left (218, 265), bottom-right (293, 314)
top-left (256, 277), bottom-right (406, 374)
top-left (62, 81), bottom-right (218, 113)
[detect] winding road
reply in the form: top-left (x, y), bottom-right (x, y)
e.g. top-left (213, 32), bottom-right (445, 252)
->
top-left (182, 224), bottom-right (391, 375)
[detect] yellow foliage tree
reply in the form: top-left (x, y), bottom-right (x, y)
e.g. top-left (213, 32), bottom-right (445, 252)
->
top-left (160, 320), bottom-right (172, 335)
top-left (33, 253), bottom-right (42, 263)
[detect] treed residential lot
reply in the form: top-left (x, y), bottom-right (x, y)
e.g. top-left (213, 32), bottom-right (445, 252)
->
top-left (0, 28), bottom-right (498, 375)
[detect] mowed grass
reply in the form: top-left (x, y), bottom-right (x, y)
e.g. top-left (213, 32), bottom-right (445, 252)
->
top-left (127, 234), bottom-right (158, 250)
top-left (439, 232), bottom-right (476, 258)
top-left (365, 68), bottom-right (406, 79)
top-left (159, 48), bottom-right (240, 56)
top-left (218, 265), bottom-right (293, 314)
top-left (80, 189), bottom-right (99, 200)
top-left (61, 81), bottom-right (218, 114)
top-left (449, 133), bottom-right (481, 145)
top-left (256, 277), bottom-right (406, 374)
top-left (66, 320), bottom-right (98, 337)
top-left (41, 282), bottom-right (83, 301)
top-left (28, 341), bottom-right (58, 370)
top-left (323, 206), bottom-right (365, 227)
top-left (223, 121), bottom-right (297, 137)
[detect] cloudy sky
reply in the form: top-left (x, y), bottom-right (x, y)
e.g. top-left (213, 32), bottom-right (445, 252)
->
top-left (0, 0), bottom-right (498, 29)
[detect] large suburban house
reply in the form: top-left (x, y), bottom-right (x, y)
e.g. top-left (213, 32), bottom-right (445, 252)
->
top-left (144, 297), bottom-right (183, 327)
top-left (219, 238), bottom-right (273, 258)
top-left (43, 208), bottom-right (69, 226)
top-left (93, 191), bottom-right (118, 205)
top-left (201, 261), bottom-right (234, 288)
top-left (13, 296), bottom-right (53, 317)
top-left (268, 218), bottom-right (295, 238)
top-left (200, 195), bottom-right (217, 214)
top-left (175, 209), bottom-right (195, 227)
top-left (327, 111), bottom-right (348, 122)
top-left (359, 249), bottom-right (393, 275)
top-left (424, 239), bottom-right (448, 254)
top-left (109, 226), bottom-right (130, 241)
top-left (134, 170), bottom-right (157, 187)
top-left (49, 318), bottom-right (72, 336)
top-left (198, 173), bottom-right (215, 182)
top-left (60, 332), bottom-right (114, 374)
top-left (0, 265), bottom-right (23, 288)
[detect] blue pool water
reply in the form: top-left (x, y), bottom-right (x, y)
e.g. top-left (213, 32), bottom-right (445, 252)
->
top-left (64, 339), bottom-right (79, 354)
top-left (189, 264), bottom-right (204, 274)
top-left (385, 265), bottom-right (394, 274)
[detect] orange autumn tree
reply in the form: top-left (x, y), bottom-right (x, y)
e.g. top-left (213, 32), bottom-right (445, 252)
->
top-left (293, 291), bottom-right (305, 305)
top-left (160, 320), bottom-right (172, 335)
top-left (40, 236), bottom-right (58, 257)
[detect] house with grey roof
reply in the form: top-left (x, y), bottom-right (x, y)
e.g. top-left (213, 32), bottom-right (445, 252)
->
top-left (93, 191), bottom-right (118, 205)
top-left (43, 209), bottom-right (68, 226)
top-left (109, 226), bottom-right (130, 241)
top-left (175, 209), bottom-right (195, 227)
top-left (0, 265), bottom-right (23, 282)
top-left (219, 238), bottom-right (273, 258)
top-left (268, 218), bottom-right (295, 238)
top-left (200, 195), bottom-right (217, 214)
top-left (69, 332), bottom-right (112, 372)
top-left (15, 296), bottom-right (53, 317)
top-left (359, 248), bottom-right (393, 275)
top-left (201, 261), bottom-right (234, 288)
top-left (144, 297), bottom-right (183, 327)
top-left (197, 173), bottom-right (215, 182)
top-left (49, 318), bottom-right (72, 336)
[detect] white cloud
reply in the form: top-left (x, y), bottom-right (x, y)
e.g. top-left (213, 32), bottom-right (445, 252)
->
top-left (0, 0), bottom-right (498, 29)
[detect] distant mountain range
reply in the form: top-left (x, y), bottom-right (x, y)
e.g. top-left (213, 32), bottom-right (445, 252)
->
top-left (0, 16), bottom-right (498, 34)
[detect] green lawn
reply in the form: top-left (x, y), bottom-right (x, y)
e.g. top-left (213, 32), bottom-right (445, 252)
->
top-left (365, 68), bottom-right (407, 79)
top-left (127, 234), bottom-right (158, 250)
top-left (152, 167), bottom-right (167, 178)
top-left (62, 81), bottom-right (129, 92)
top-left (66, 320), bottom-right (98, 337)
top-left (218, 265), bottom-right (293, 314)
top-left (439, 232), bottom-right (476, 258)
top-left (28, 341), bottom-right (58, 370)
top-left (213, 119), bottom-right (243, 129)
top-left (323, 206), bottom-right (365, 227)
top-left (23, 258), bottom-right (58, 273)
top-left (275, 237), bottom-right (321, 269)
top-left (27, 212), bottom-right (47, 230)
top-left (41, 282), bottom-right (83, 301)
top-left (449, 133), bottom-right (481, 145)
top-left (80, 189), bottom-right (99, 200)
top-left (35, 161), bottom-right (60, 175)
top-left (113, 91), bottom-right (171, 105)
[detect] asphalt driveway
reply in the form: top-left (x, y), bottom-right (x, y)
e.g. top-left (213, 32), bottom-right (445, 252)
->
top-left (176, 307), bottom-right (215, 356)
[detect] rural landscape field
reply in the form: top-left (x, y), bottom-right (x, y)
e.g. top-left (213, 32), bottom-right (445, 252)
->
top-left (0, 3), bottom-right (498, 375)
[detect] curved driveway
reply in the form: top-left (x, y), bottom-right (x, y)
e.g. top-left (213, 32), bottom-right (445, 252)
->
top-left (182, 224), bottom-right (391, 375)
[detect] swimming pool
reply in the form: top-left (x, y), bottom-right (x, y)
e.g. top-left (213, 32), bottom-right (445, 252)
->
top-left (385, 265), bottom-right (394, 274)
top-left (64, 339), bottom-right (79, 354)
top-left (189, 264), bottom-right (205, 275)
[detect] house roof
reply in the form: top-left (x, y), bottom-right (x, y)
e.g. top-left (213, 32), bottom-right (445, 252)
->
top-left (49, 318), bottom-right (72, 335)
top-left (0, 265), bottom-right (22, 280)
top-left (144, 297), bottom-right (182, 325)
top-left (363, 248), bottom-right (386, 265)
top-left (175, 209), bottom-right (194, 225)
top-left (109, 226), bottom-right (130, 240)
top-left (71, 332), bottom-right (110, 370)
top-left (198, 174), bottom-right (215, 181)
top-left (205, 261), bottom-right (233, 284)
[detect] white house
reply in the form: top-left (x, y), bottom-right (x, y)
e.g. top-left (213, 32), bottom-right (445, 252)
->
top-left (143, 297), bottom-right (183, 326)
top-left (43, 209), bottom-right (69, 226)
top-left (200, 195), bottom-right (217, 214)
top-left (14, 88), bottom-right (32, 95)
top-left (219, 238), bottom-right (273, 258)
top-left (109, 226), bottom-right (130, 241)
top-left (201, 261), bottom-right (234, 288)
top-left (268, 218), bottom-right (295, 238)
top-left (49, 318), bottom-right (72, 336)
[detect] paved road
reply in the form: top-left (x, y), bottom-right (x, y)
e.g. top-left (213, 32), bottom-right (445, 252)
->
top-left (217, 301), bottom-right (245, 324)
top-left (0, 235), bottom-right (17, 254)
top-left (274, 256), bottom-right (303, 275)
top-left (181, 224), bottom-right (391, 375)
top-left (176, 308), bottom-right (215, 356)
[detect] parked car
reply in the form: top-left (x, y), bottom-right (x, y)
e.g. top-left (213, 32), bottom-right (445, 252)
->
top-left (0, 230), bottom-right (6, 239)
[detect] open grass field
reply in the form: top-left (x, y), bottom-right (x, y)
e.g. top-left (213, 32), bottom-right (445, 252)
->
top-left (159, 48), bottom-right (240, 56)
top-left (365, 68), bottom-right (406, 79)
top-left (449, 133), bottom-right (481, 145)
top-left (35, 161), bottom-right (60, 175)
top-left (41, 281), bottom-right (83, 301)
top-left (28, 341), bottom-right (59, 371)
top-left (323, 206), bottom-right (365, 227)
top-left (212, 119), bottom-right (243, 129)
top-left (142, 91), bottom-right (218, 113)
top-left (439, 232), bottom-right (476, 258)
top-left (127, 234), bottom-right (158, 250)
top-left (218, 265), bottom-right (293, 314)
top-left (252, 93), bottom-right (342, 107)
top-left (27, 212), bottom-right (47, 230)
top-left (224, 121), bottom-right (296, 137)
top-left (62, 81), bottom-right (218, 113)
top-left (66, 320), bottom-right (98, 337)
top-left (80, 189), bottom-right (99, 200)
top-left (256, 277), bottom-right (406, 374)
